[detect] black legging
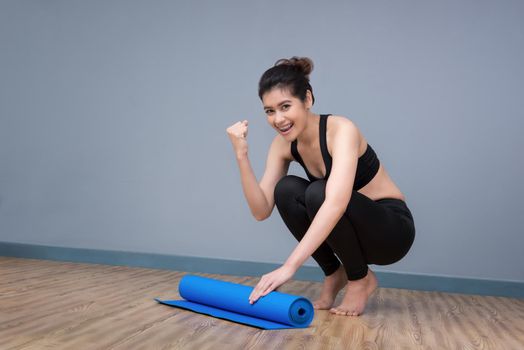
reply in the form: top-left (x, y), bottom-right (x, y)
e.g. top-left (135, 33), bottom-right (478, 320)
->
top-left (274, 175), bottom-right (416, 281)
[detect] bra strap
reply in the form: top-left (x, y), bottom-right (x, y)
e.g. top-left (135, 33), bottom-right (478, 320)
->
top-left (319, 114), bottom-right (332, 178)
top-left (291, 140), bottom-right (310, 176)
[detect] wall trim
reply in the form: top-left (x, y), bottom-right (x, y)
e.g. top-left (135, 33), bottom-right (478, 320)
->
top-left (1, 241), bottom-right (522, 299)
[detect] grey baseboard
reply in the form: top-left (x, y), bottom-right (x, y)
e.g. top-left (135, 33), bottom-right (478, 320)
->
top-left (0, 241), bottom-right (522, 299)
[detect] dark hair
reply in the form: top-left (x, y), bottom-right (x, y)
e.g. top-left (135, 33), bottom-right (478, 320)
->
top-left (258, 56), bottom-right (315, 105)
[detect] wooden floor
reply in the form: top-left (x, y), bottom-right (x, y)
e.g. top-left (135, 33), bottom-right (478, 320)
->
top-left (1, 257), bottom-right (523, 350)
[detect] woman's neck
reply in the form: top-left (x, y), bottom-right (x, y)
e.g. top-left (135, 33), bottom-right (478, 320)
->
top-left (295, 112), bottom-right (320, 146)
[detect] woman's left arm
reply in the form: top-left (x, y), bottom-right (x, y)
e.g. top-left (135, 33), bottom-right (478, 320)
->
top-left (249, 120), bottom-right (361, 303)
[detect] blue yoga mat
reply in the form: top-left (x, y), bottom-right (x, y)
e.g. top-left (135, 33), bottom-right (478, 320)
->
top-left (155, 274), bottom-right (314, 330)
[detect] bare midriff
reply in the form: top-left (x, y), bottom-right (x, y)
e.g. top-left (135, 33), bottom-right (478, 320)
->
top-left (281, 115), bottom-right (407, 203)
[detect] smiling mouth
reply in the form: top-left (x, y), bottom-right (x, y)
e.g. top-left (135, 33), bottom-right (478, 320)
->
top-left (277, 123), bottom-right (294, 133)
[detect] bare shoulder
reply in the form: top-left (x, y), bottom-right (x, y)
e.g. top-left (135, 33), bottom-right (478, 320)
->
top-left (328, 114), bottom-right (359, 130)
top-left (326, 114), bottom-right (365, 153)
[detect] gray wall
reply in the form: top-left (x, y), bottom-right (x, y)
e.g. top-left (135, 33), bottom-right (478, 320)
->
top-left (1, 0), bottom-right (523, 282)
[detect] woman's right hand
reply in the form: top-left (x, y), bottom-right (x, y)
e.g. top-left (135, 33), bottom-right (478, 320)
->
top-left (226, 120), bottom-right (249, 158)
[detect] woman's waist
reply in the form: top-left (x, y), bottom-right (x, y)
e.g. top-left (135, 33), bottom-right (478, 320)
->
top-left (358, 165), bottom-right (405, 200)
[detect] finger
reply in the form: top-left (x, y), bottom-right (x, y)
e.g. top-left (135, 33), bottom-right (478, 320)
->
top-left (253, 283), bottom-right (271, 302)
top-left (251, 290), bottom-right (263, 304)
top-left (261, 283), bottom-right (275, 297)
top-left (253, 283), bottom-right (266, 299)
top-left (249, 283), bottom-right (261, 300)
top-left (249, 291), bottom-right (259, 304)
top-left (250, 281), bottom-right (268, 303)
top-left (249, 286), bottom-right (261, 303)
top-left (260, 288), bottom-right (271, 297)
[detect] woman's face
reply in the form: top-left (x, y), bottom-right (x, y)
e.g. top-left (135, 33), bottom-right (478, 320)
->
top-left (262, 87), bottom-right (312, 139)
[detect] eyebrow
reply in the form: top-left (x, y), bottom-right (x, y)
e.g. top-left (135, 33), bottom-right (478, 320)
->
top-left (263, 100), bottom-right (292, 109)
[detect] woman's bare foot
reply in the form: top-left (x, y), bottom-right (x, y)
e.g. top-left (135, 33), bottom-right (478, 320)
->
top-left (313, 265), bottom-right (347, 310)
top-left (330, 268), bottom-right (378, 316)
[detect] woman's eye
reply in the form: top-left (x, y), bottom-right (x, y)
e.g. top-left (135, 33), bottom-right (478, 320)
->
top-left (282, 104), bottom-right (290, 110)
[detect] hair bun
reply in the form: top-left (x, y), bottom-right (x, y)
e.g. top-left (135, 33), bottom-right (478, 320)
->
top-left (274, 56), bottom-right (314, 78)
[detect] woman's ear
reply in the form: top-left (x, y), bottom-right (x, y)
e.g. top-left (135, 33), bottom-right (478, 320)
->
top-left (305, 90), bottom-right (313, 109)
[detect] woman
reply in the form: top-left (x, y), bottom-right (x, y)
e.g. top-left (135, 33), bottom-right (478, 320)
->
top-left (226, 57), bottom-right (415, 316)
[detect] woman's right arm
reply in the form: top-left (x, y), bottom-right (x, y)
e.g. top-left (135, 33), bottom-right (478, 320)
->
top-left (226, 121), bottom-right (290, 221)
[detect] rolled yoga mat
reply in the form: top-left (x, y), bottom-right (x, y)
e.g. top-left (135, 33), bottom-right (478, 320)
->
top-left (155, 274), bottom-right (315, 330)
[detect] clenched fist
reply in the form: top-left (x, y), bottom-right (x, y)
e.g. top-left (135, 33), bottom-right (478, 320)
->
top-left (226, 120), bottom-right (249, 158)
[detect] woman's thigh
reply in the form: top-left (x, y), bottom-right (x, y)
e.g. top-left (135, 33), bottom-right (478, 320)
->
top-left (345, 191), bottom-right (415, 265)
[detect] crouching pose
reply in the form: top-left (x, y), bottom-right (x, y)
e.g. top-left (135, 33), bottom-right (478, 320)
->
top-left (226, 57), bottom-right (415, 316)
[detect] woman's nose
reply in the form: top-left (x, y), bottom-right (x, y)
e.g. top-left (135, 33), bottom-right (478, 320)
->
top-left (274, 112), bottom-right (286, 123)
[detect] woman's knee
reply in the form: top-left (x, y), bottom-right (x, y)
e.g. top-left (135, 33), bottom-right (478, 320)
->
top-left (304, 180), bottom-right (327, 214)
top-left (274, 175), bottom-right (308, 205)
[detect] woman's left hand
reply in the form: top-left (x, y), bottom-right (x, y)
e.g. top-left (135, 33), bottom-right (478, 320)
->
top-left (248, 264), bottom-right (296, 304)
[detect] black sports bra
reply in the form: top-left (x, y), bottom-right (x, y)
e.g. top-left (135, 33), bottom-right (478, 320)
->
top-left (290, 114), bottom-right (380, 190)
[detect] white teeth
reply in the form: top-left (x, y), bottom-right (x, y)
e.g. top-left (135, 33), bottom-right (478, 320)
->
top-left (279, 124), bottom-right (293, 132)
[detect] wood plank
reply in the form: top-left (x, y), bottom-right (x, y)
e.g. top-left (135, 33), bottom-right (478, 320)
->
top-left (1, 257), bottom-right (523, 349)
